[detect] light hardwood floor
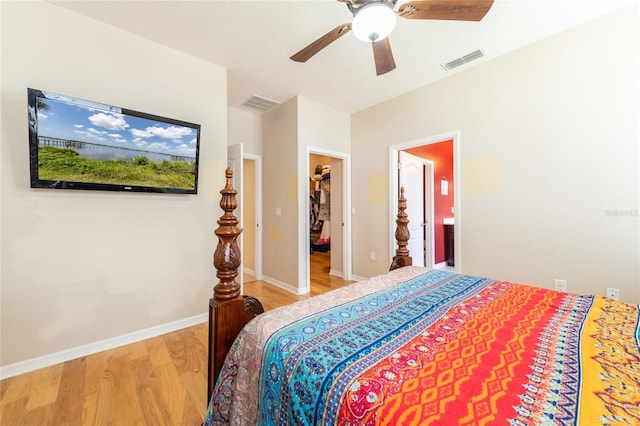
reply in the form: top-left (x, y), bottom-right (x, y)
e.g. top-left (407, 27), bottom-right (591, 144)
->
top-left (0, 251), bottom-right (351, 425)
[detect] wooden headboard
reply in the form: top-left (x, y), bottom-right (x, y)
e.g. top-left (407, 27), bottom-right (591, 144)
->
top-left (207, 168), bottom-right (412, 400)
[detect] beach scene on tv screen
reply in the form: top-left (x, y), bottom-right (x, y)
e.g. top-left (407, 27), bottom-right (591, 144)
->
top-left (34, 95), bottom-right (199, 190)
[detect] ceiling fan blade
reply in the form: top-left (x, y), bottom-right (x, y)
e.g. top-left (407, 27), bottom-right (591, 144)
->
top-left (398, 0), bottom-right (494, 21)
top-left (372, 37), bottom-right (396, 76)
top-left (290, 23), bottom-right (352, 63)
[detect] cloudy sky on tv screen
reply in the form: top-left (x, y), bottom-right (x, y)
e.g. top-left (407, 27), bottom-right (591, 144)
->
top-left (37, 97), bottom-right (198, 160)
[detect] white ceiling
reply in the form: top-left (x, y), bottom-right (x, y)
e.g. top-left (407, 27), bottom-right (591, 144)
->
top-left (50, 0), bottom-right (636, 114)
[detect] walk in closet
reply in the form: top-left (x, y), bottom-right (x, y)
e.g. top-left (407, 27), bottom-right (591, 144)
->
top-left (310, 163), bottom-right (331, 253)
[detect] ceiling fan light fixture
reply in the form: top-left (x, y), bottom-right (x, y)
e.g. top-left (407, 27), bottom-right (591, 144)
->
top-left (352, 1), bottom-right (396, 43)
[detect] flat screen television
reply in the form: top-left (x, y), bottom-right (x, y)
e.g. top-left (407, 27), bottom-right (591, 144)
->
top-left (28, 88), bottom-right (201, 194)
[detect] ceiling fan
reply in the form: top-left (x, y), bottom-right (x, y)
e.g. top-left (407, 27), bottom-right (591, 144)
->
top-left (290, 0), bottom-right (494, 76)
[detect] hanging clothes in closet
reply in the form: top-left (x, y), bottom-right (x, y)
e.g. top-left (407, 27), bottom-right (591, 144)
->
top-left (310, 165), bottom-right (331, 251)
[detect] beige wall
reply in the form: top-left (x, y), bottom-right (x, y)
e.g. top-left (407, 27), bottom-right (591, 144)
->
top-left (262, 98), bottom-right (300, 290)
top-left (352, 5), bottom-right (639, 303)
top-left (298, 98), bottom-right (351, 286)
top-left (1, 1), bottom-right (228, 370)
top-left (3, 0), bottom-right (637, 378)
top-left (262, 97), bottom-right (350, 292)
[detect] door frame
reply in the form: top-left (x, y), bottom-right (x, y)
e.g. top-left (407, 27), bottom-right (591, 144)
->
top-left (303, 146), bottom-right (352, 293)
top-left (388, 130), bottom-right (461, 271)
top-left (424, 160), bottom-right (435, 267)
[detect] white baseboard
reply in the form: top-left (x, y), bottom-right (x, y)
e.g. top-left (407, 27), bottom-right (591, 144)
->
top-left (243, 266), bottom-right (255, 279)
top-left (261, 275), bottom-right (309, 295)
top-left (351, 274), bottom-right (368, 282)
top-left (0, 312), bottom-right (208, 380)
top-left (329, 269), bottom-right (343, 278)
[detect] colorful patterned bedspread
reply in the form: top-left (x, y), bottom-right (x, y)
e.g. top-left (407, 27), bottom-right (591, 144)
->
top-left (205, 267), bottom-right (640, 425)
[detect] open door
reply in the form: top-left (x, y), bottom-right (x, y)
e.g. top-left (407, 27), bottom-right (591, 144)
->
top-left (399, 151), bottom-right (426, 267)
top-left (398, 151), bottom-right (436, 268)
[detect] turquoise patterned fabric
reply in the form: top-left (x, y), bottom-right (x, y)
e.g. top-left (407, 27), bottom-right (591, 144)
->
top-left (257, 270), bottom-right (491, 425)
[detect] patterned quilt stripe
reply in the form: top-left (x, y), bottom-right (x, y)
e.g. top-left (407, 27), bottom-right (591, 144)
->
top-left (258, 270), bottom-right (490, 425)
top-left (509, 292), bottom-right (593, 425)
top-left (577, 297), bottom-right (640, 425)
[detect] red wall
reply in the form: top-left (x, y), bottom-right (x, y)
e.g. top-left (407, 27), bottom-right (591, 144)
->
top-left (405, 140), bottom-right (454, 264)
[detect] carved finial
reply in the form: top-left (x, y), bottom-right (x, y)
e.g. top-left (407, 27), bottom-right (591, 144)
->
top-left (391, 186), bottom-right (412, 270)
top-left (213, 167), bottom-right (241, 300)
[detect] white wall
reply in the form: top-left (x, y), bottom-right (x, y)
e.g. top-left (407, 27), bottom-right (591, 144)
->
top-left (298, 98), bottom-right (351, 154)
top-left (228, 107), bottom-right (263, 155)
top-left (1, 1), bottom-right (228, 372)
top-left (352, 5), bottom-right (639, 303)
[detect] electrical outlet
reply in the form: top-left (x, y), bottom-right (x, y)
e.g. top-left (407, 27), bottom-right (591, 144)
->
top-left (369, 251), bottom-right (375, 261)
top-left (606, 288), bottom-right (620, 301)
top-left (553, 279), bottom-right (567, 292)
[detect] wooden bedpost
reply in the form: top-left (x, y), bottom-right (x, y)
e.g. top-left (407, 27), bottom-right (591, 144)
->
top-left (390, 186), bottom-right (413, 271)
top-left (208, 167), bottom-right (264, 402)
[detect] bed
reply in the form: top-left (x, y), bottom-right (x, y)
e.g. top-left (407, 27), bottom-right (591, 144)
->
top-left (205, 168), bottom-right (640, 425)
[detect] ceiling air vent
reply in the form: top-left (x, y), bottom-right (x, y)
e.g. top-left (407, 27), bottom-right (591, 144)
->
top-left (442, 49), bottom-right (486, 71)
top-left (242, 95), bottom-right (279, 112)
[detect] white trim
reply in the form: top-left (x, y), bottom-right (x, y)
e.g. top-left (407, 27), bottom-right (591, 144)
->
top-left (0, 313), bottom-right (208, 380)
top-left (329, 269), bottom-right (343, 278)
top-left (425, 160), bottom-right (436, 268)
top-left (262, 275), bottom-right (309, 295)
top-left (243, 266), bottom-right (256, 281)
top-left (350, 274), bottom-right (368, 282)
top-left (389, 131), bottom-right (461, 272)
top-left (452, 134), bottom-right (462, 273)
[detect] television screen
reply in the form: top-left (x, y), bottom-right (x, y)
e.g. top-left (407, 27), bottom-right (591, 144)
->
top-left (28, 88), bottom-right (201, 194)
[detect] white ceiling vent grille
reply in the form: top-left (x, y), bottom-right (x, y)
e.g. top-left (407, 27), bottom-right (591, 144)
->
top-left (442, 49), bottom-right (486, 71)
top-left (242, 95), bottom-right (279, 112)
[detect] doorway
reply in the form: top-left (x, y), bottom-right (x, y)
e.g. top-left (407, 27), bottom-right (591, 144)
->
top-left (399, 151), bottom-right (434, 267)
top-left (305, 147), bottom-right (351, 292)
top-left (242, 155), bottom-right (262, 283)
top-left (389, 131), bottom-right (460, 271)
